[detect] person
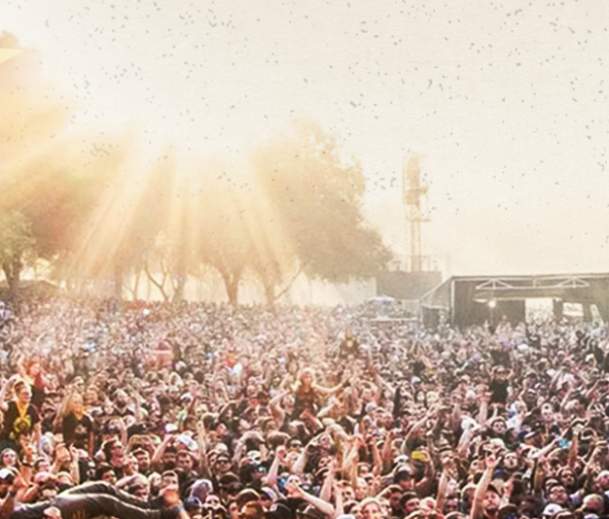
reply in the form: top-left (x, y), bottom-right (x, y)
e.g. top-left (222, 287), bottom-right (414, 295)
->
top-left (0, 478), bottom-right (187, 519)
top-left (291, 368), bottom-right (347, 420)
top-left (0, 380), bottom-right (40, 451)
top-left (55, 388), bottom-right (94, 456)
top-left (339, 329), bottom-right (360, 359)
top-left (0, 295), bottom-right (608, 519)
top-left (18, 358), bottom-right (47, 410)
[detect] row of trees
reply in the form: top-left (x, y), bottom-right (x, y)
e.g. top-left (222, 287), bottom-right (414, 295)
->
top-left (0, 34), bottom-right (392, 304)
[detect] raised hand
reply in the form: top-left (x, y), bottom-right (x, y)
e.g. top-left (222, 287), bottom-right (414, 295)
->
top-left (484, 453), bottom-right (500, 470)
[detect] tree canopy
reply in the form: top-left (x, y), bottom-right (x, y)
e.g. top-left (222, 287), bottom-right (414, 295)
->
top-left (0, 34), bottom-right (392, 302)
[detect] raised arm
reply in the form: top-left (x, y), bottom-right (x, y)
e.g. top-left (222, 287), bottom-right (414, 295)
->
top-left (151, 433), bottom-right (174, 470)
top-left (287, 483), bottom-right (336, 518)
top-left (0, 376), bottom-right (18, 413)
top-left (470, 454), bottom-right (499, 519)
top-left (313, 379), bottom-right (348, 397)
top-left (319, 460), bottom-right (336, 503)
top-left (195, 420), bottom-right (212, 479)
top-left (263, 446), bottom-right (285, 488)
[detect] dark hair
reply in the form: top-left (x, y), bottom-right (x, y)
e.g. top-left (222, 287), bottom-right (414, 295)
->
top-left (266, 432), bottom-right (289, 450)
top-left (102, 439), bottom-right (121, 460)
top-left (95, 463), bottom-right (115, 480)
top-left (383, 484), bottom-right (403, 495)
top-left (400, 492), bottom-right (418, 508)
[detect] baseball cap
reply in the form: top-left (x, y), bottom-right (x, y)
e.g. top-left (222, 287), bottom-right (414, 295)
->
top-left (184, 497), bottom-right (203, 512)
top-left (266, 503), bottom-right (292, 519)
top-left (543, 504), bottom-right (564, 517)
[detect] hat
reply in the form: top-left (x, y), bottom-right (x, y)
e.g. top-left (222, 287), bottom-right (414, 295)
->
top-left (543, 504), bottom-right (564, 517)
top-left (298, 505), bottom-right (325, 519)
top-left (184, 497), bottom-right (203, 512)
top-left (131, 447), bottom-right (148, 457)
top-left (215, 453), bottom-right (231, 463)
top-left (394, 466), bottom-right (414, 482)
top-left (498, 504), bottom-right (518, 519)
top-left (260, 487), bottom-right (279, 502)
top-left (218, 473), bottom-right (240, 487)
top-left (237, 488), bottom-right (261, 508)
top-left (365, 402), bottom-right (377, 413)
top-left (266, 503), bottom-right (292, 519)
top-left (487, 483), bottom-right (501, 496)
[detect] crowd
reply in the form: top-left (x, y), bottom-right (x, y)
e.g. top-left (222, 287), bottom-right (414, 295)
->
top-left (0, 297), bottom-right (608, 519)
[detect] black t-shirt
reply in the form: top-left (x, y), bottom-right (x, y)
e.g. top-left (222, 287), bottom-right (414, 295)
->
top-left (411, 360), bottom-right (426, 377)
top-left (31, 384), bottom-right (45, 410)
top-left (528, 333), bottom-right (541, 349)
top-left (2, 401), bottom-right (39, 441)
top-left (62, 413), bottom-right (94, 449)
top-left (293, 386), bottom-right (318, 417)
top-left (339, 338), bottom-right (359, 358)
top-left (490, 347), bottom-right (511, 368)
top-left (489, 379), bottom-right (509, 404)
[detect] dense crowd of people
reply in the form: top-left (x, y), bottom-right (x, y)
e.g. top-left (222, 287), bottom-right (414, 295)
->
top-left (0, 297), bottom-right (608, 519)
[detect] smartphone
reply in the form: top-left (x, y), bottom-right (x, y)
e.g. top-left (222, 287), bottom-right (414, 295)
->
top-left (558, 438), bottom-right (571, 449)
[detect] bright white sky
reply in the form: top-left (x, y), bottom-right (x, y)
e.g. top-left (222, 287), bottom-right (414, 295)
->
top-left (3, 0), bottom-right (609, 277)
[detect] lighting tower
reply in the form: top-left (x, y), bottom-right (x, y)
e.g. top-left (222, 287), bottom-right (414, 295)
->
top-left (403, 155), bottom-right (428, 272)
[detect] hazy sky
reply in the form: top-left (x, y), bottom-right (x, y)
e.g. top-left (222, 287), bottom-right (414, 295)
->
top-left (3, 0), bottom-right (609, 276)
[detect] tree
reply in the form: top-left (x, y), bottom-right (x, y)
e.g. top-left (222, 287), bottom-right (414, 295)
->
top-left (17, 137), bottom-right (133, 296)
top-left (196, 173), bottom-right (253, 305)
top-left (0, 211), bottom-right (35, 298)
top-left (0, 32), bottom-right (78, 296)
top-left (251, 122), bottom-right (392, 303)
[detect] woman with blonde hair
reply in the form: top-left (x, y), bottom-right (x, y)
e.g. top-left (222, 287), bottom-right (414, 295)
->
top-left (55, 385), bottom-right (95, 456)
top-left (292, 368), bottom-right (348, 420)
top-left (355, 497), bottom-right (387, 519)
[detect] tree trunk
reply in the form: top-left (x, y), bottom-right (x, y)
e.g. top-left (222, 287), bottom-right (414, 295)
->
top-left (172, 275), bottom-right (186, 303)
top-left (171, 257), bottom-right (187, 303)
top-left (226, 279), bottom-right (238, 306)
top-left (221, 271), bottom-right (240, 306)
top-left (113, 264), bottom-right (124, 300)
top-left (131, 268), bottom-right (142, 300)
top-left (143, 262), bottom-right (170, 302)
top-left (3, 258), bottom-right (22, 300)
top-left (263, 261), bottom-right (307, 306)
top-left (263, 280), bottom-right (275, 307)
